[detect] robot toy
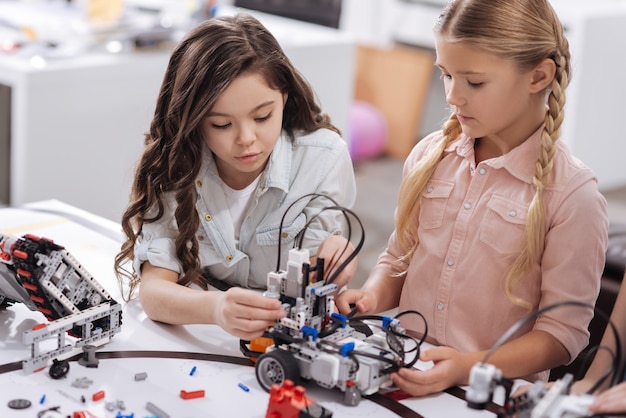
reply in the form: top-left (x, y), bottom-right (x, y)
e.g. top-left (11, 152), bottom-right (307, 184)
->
top-left (243, 247), bottom-right (420, 406)
top-left (0, 232), bottom-right (122, 373)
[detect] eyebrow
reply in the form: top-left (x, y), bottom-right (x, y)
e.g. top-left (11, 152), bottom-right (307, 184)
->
top-left (207, 100), bottom-right (275, 117)
top-left (435, 64), bottom-right (485, 76)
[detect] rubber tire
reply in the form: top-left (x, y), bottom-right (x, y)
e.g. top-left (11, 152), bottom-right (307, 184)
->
top-left (255, 349), bottom-right (300, 392)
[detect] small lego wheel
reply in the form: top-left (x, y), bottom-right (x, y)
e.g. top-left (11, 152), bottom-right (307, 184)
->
top-left (7, 398), bottom-right (31, 410)
top-left (49, 359), bottom-right (70, 379)
top-left (255, 349), bottom-right (299, 392)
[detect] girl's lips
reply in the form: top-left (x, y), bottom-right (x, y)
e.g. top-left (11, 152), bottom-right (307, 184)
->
top-left (236, 153), bottom-right (261, 163)
top-left (457, 114), bottom-right (473, 123)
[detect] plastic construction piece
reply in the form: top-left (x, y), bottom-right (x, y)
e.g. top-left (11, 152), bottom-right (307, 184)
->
top-left (238, 382), bottom-right (250, 392)
top-left (180, 389), bottom-right (205, 400)
top-left (467, 365), bottom-right (598, 417)
top-left (247, 246), bottom-right (413, 406)
top-left (40, 406), bottom-right (62, 416)
top-left (105, 400), bottom-right (126, 412)
top-left (265, 379), bottom-right (333, 418)
top-left (0, 233), bottom-right (123, 374)
top-left (78, 345), bottom-right (100, 368)
top-left (58, 390), bottom-right (86, 404)
top-left (8, 398), bottom-right (31, 410)
top-left (72, 377), bottom-right (94, 389)
top-left (92, 390), bottom-right (105, 402)
top-left (49, 359), bottom-right (70, 380)
top-left (134, 372), bottom-right (148, 381)
top-left (146, 401), bottom-right (171, 418)
top-left (189, 366), bottom-right (197, 376)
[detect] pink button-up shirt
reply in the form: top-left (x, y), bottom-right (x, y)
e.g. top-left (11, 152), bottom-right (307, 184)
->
top-left (379, 128), bottom-right (608, 379)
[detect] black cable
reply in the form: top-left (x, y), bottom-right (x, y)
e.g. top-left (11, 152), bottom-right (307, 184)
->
top-left (346, 310), bottom-right (425, 369)
top-left (395, 310), bottom-right (429, 348)
top-left (584, 345), bottom-right (617, 394)
top-left (296, 205), bottom-right (365, 285)
top-left (481, 300), bottom-right (623, 393)
top-left (274, 193), bottom-right (340, 272)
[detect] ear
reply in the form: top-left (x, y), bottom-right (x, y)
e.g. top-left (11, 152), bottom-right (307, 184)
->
top-left (282, 92), bottom-right (288, 106)
top-left (529, 58), bottom-right (556, 93)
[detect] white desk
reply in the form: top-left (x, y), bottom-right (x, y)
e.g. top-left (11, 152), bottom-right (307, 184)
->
top-left (0, 201), bottom-right (502, 417)
top-left (0, 3), bottom-right (355, 222)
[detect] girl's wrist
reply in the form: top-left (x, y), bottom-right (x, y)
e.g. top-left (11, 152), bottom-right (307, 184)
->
top-left (204, 289), bottom-right (221, 325)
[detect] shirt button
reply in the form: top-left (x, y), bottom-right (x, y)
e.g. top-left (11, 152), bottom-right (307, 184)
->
top-left (508, 210), bottom-right (517, 217)
top-left (196, 180), bottom-right (203, 188)
top-left (198, 235), bottom-right (204, 241)
top-left (281, 232), bottom-right (288, 239)
top-left (205, 214), bottom-right (212, 221)
top-left (447, 258), bottom-right (454, 266)
top-left (437, 303), bottom-right (445, 311)
top-left (427, 187), bottom-right (434, 193)
top-left (479, 168), bottom-right (487, 175)
top-left (463, 202), bottom-right (471, 210)
top-left (226, 255), bottom-right (233, 262)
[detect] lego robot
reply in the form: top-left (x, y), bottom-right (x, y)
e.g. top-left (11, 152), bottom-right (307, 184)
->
top-left (245, 247), bottom-right (420, 406)
top-left (465, 301), bottom-right (622, 417)
top-left (467, 363), bottom-right (595, 418)
top-left (0, 232), bottom-right (122, 373)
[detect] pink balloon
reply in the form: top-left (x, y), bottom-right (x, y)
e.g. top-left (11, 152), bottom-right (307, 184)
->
top-left (349, 101), bottom-right (388, 161)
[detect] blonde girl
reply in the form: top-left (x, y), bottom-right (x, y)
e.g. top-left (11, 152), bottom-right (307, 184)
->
top-left (336, 0), bottom-right (608, 396)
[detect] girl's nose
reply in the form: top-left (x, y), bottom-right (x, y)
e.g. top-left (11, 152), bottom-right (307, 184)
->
top-left (445, 81), bottom-right (464, 107)
top-left (237, 123), bottom-right (256, 146)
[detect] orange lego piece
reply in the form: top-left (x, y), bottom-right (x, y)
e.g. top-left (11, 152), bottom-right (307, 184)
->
top-left (92, 390), bottom-right (105, 401)
top-left (180, 389), bottom-right (205, 400)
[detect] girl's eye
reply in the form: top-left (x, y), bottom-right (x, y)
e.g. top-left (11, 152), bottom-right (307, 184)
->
top-left (468, 81), bottom-right (484, 87)
top-left (255, 113), bottom-right (271, 122)
top-left (212, 123), bottom-right (231, 129)
top-left (439, 73), bottom-right (452, 80)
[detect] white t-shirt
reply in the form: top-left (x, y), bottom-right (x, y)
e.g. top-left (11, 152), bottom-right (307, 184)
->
top-left (221, 175), bottom-right (261, 245)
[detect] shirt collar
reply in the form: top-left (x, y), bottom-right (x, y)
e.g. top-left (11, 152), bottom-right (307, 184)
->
top-left (263, 132), bottom-right (291, 193)
top-left (447, 126), bottom-right (544, 184)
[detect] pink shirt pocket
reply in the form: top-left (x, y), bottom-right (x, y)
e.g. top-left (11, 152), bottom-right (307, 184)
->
top-left (480, 194), bottom-right (528, 254)
top-left (419, 179), bottom-right (455, 230)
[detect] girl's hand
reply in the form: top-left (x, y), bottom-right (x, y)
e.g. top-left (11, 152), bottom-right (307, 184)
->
top-left (588, 382), bottom-right (626, 414)
top-left (315, 234), bottom-right (357, 289)
top-left (213, 287), bottom-right (285, 340)
top-left (334, 288), bottom-right (378, 314)
top-left (390, 346), bottom-right (471, 397)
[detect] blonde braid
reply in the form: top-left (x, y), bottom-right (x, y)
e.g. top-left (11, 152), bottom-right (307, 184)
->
top-left (397, 114), bottom-right (462, 263)
top-left (504, 53), bottom-right (569, 309)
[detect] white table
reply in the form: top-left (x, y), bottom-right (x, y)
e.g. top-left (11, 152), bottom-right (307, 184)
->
top-left (0, 200), bottom-right (503, 417)
top-left (0, 3), bottom-right (355, 222)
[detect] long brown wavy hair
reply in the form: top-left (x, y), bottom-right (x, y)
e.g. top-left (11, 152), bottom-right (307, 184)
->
top-left (396, 0), bottom-right (570, 309)
top-left (114, 14), bottom-right (339, 300)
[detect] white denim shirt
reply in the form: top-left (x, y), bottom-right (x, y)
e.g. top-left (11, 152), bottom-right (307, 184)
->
top-left (133, 128), bottom-right (357, 289)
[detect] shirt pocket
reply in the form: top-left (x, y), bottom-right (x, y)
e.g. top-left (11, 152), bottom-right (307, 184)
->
top-left (256, 212), bottom-right (307, 247)
top-left (480, 195), bottom-right (528, 254)
top-left (419, 179), bottom-right (455, 229)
